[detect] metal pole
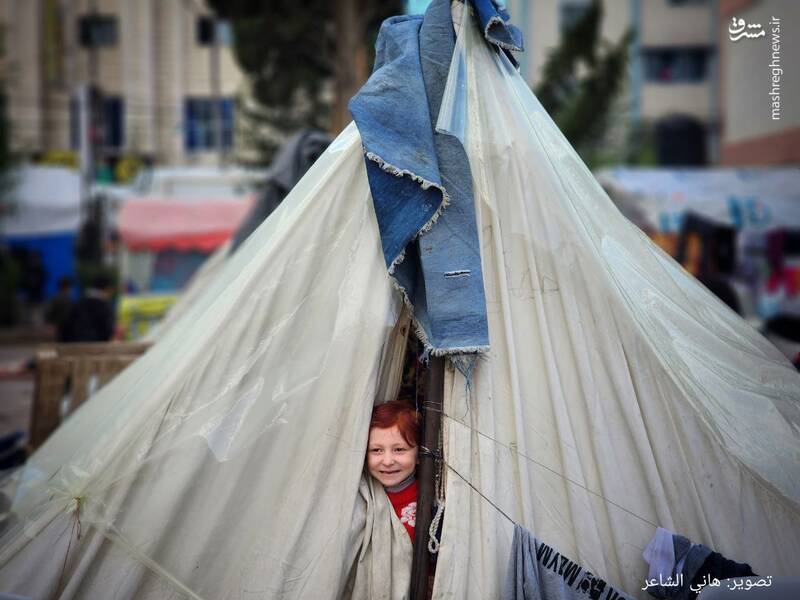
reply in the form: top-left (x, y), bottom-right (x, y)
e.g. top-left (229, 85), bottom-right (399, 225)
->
top-left (410, 356), bottom-right (444, 600)
top-left (81, 0), bottom-right (99, 223)
top-left (78, 83), bottom-right (92, 223)
top-left (209, 18), bottom-right (224, 167)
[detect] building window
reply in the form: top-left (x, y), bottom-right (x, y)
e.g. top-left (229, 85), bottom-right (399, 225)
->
top-left (70, 96), bottom-right (79, 150)
top-left (655, 115), bottom-right (707, 165)
top-left (196, 16), bottom-right (233, 45)
top-left (69, 90), bottom-right (123, 150)
top-left (184, 98), bottom-right (235, 152)
top-left (102, 97), bottom-right (124, 149)
top-left (216, 21), bottom-right (233, 45)
top-left (78, 15), bottom-right (118, 48)
top-left (643, 48), bottom-right (709, 83)
top-left (560, 2), bottom-right (591, 31)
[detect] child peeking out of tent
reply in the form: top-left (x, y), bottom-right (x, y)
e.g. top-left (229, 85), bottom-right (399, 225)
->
top-left (366, 400), bottom-right (421, 542)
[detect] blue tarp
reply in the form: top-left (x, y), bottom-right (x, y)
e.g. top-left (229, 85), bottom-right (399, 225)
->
top-left (7, 232), bottom-right (77, 299)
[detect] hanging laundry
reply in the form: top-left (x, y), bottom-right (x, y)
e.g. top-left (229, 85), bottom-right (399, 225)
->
top-left (643, 528), bottom-right (677, 590)
top-left (642, 528), bottom-right (755, 600)
top-left (643, 527), bottom-right (711, 599)
top-left (687, 552), bottom-right (756, 598)
top-left (505, 524), bottom-right (634, 600)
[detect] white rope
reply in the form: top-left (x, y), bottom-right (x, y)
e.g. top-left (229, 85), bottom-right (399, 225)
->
top-left (427, 420), bottom-right (446, 554)
top-left (428, 499), bottom-right (445, 554)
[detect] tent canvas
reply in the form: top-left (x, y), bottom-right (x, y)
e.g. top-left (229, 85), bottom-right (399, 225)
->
top-left (0, 3), bottom-right (798, 599)
top-left (116, 198), bottom-right (254, 337)
top-left (146, 130), bottom-right (332, 342)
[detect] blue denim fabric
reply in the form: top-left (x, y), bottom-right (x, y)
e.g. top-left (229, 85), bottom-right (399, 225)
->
top-left (472, 0), bottom-right (524, 52)
top-left (416, 0), bottom-right (489, 362)
top-left (349, 15), bottom-right (445, 269)
top-left (349, 0), bottom-right (523, 361)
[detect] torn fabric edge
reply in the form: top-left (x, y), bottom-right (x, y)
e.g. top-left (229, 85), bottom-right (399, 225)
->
top-left (363, 150), bottom-right (450, 276)
top-left (468, 0), bottom-right (524, 52)
top-left (351, 2), bottom-right (523, 366)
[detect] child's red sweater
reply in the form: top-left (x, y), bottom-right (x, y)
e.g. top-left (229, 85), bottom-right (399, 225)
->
top-left (386, 478), bottom-right (418, 541)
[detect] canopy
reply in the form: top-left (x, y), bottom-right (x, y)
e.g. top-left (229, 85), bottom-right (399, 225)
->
top-left (596, 167), bottom-right (800, 234)
top-left (117, 198), bottom-right (253, 252)
top-left (148, 131), bottom-right (331, 341)
top-left (0, 3), bottom-right (798, 599)
top-left (0, 166), bottom-right (81, 237)
top-left (1, 166), bottom-right (82, 298)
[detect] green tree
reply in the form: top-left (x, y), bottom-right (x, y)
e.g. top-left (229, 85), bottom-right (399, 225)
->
top-left (0, 23), bottom-right (21, 325)
top-left (534, 1), bottom-right (632, 164)
top-left (207, 0), bottom-right (402, 163)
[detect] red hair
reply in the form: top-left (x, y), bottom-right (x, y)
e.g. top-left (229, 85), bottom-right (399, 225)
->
top-left (370, 400), bottom-right (421, 447)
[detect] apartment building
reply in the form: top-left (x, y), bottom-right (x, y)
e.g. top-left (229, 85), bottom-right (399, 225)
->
top-left (506, 0), bottom-right (718, 165)
top-left (718, 0), bottom-right (799, 165)
top-left (0, 0), bottom-right (245, 169)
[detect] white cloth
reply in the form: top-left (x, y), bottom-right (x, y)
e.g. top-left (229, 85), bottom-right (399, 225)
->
top-left (643, 528), bottom-right (677, 584)
top-left (0, 124), bottom-right (412, 599)
top-left (432, 10), bottom-right (800, 600)
top-left (1, 8), bottom-right (800, 600)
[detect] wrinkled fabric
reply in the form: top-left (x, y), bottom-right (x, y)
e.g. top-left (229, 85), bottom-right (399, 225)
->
top-left (0, 124), bottom-right (414, 600)
top-left (684, 552), bottom-right (755, 600)
top-left (349, 14), bottom-right (444, 269)
top-left (148, 131), bottom-right (332, 341)
top-left (470, 0), bottom-right (524, 52)
top-left (349, 0), bottom-right (522, 358)
top-left (644, 528), bottom-right (713, 600)
top-left (643, 528), bottom-right (677, 591)
top-left (346, 476), bottom-right (413, 599)
top-left (504, 524), bottom-right (634, 600)
top-left (432, 9), bottom-right (800, 599)
top-left (674, 542), bottom-right (713, 600)
top-left (416, 0), bottom-right (489, 363)
top-left (3, 6), bottom-right (800, 600)
top-left (231, 129), bottom-right (332, 253)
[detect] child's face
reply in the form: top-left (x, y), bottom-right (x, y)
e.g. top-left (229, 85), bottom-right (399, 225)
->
top-left (366, 425), bottom-right (418, 487)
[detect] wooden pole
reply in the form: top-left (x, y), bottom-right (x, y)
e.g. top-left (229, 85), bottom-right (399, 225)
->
top-left (410, 356), bottom-right (444, 600)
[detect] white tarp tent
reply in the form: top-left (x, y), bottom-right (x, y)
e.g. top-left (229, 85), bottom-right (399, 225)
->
top-left (0, 6), bottom-right (798, 600)
top-left (0, 166), bottom-right (81, 237)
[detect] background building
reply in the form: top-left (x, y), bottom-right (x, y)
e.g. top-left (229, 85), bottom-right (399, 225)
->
top-left (0, 0), bottom-right (245, 170)
top-left (3, 0), bottom-right (798, 171)
top-left (718, 0), bottom-right (799, 165)
top-left (507, 0), bottom-right (719, 166)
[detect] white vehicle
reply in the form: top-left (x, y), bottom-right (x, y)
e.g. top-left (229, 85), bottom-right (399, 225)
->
top-left (131, 166), bottom-right (267, 200)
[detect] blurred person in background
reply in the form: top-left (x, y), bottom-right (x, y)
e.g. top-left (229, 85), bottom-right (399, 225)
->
top-left (20, 250), bottom-right (46, 326)
top-left (44, 276), bottom-right (74, 342)
top-left (63, 274), bottom-right (116, 343)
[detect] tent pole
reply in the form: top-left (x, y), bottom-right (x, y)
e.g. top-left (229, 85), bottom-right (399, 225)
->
top-left (410, 355), bottom-right (444, 600)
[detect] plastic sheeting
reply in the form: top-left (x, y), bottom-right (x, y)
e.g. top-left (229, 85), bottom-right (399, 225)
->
top-left (0, 166), bottom-right (81, 237)
top-left (144, 242), bottom-right (233, 341)
top-left (1, 6), bottom-right (799, 600)
top-left (433, 7), bottom-right (800, 598)
top-left (0, 124), bottom-right (410, 598)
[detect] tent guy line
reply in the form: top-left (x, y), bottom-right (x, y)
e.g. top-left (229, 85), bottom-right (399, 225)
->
top-left (436, 408), bottom-right (661, 530)
top-left (55, 499), bottom-right (83, 599)
top-left (444, 462), bottom-right (517, 526)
